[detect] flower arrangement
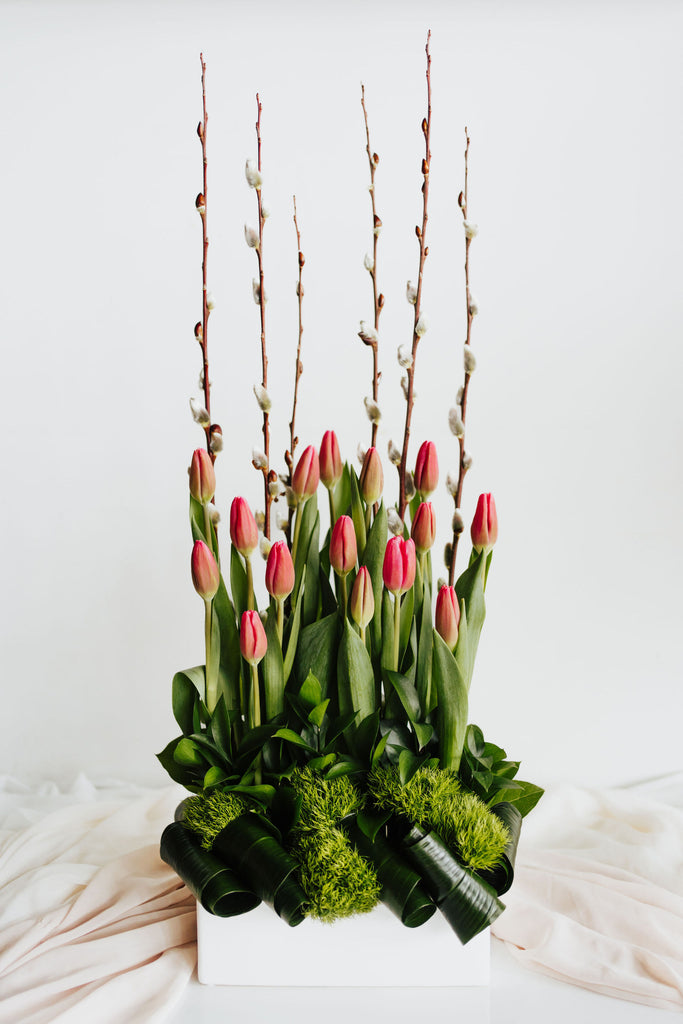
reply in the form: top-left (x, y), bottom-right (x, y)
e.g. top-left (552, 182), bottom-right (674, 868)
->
top-left (158, 37), bottom-right (542, 949)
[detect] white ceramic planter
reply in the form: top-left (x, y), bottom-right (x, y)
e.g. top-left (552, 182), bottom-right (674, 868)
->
top-left (197, 901), bottom-right (490, 987)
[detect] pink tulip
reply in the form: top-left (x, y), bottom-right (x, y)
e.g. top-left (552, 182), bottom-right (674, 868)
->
top-left (240, 610), bottom-right (267, 666)
top-left (230, 497), bottom-right (259, 557)
top-left (471, 493), bottom-right (498, 550)
top-left (411, 501), bottom-right (436, 554)
top-left (320, 430), bottom-right (343, 489)
top-left (359, 446), bottom-right (384, 504)
top-left (292, 445), bottom-right (320, 502)
top-left (349, 566), bottom-right (375, 629)
top-left (191, 540), bottom-right (220, 601)
top-left (435, 585), bottom-right (461, 649)
top-left (189, 448), bottom-right (216, 504)
top-left (330, 515), bottom-right (357, 577)
top-left (382, 536), bottom-right (416, 596)
top-left (414, 440), bottom-right (439, 497)
top-left (265, 540), bottom-right (295, 600)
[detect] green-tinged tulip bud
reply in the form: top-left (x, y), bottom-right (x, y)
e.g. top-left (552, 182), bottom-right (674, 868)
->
top-left (359, 446), bottom-right (384, 504)
top-left (414, 440), bottom-right (439, 497)
top-left (320, 430), bottom-right (343, 489)
top-left (230, 497), bottom-right (259, 556)
top-left (265, 541), bottom-right (295, 600)
top-left (383, 536), bottom-right (416, 596)
top-left (189, 448), bottom-right (216, 504)
top-left (411, 501), bottom-right (436, 554)
top-left (435, 585), bottom-right (460, 649)
top-left (471, 493), bottom-right (498, 550)
top-left (191, 540), bottom-right (219, 601)
top-left (350, 566), bottom-right (374, 629)
top-left (330, 515), bottom-right (357, 577)
top-left (240, 610), bottom-right (267, 666)
top-left (292, 445), bottom-right (320, 502)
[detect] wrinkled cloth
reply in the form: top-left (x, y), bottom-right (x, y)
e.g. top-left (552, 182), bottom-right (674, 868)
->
top-left (0, 776), bottom-right (195, 1024)
top-left (492, 773), bottom-right (683, 1011)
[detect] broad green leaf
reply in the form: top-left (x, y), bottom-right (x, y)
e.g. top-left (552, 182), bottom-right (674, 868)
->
top-left (263, 603), bottom-right (285, 721)
top-left (203, 766), bottom-right (229, 788)
top-left (308, 699), bottom-right (330, 729)
top-left (416, 575), bottom-right (434, 715)
top-left (348, 467), bottom-right (367, 554)
top-left (272, 728), bottom-right (318, 752)
top-left (398, 586), bottom-right (414, 670)
top-left (371, 732), bottom-right (389, 767)
top-left (172, 668), bottom-right (204, 735)
top-left (361, 502), bottom-right (388, 661)
top-left (156, 738), bottom-right (203, 789)
top-left (209, 695), bottom-right (232, 760)
top-left (491, 781), bottom-right (545, 817)
top-left (299, 671), bottom-right (322, 708)
top-left (413, 721), bottom-right (433, 750)
top-left (398, 748), bottom-right (426, 785)
top-left (322, 711), bottom-right (359, 752)
top-left (353, 710), bottom-right (380, 763)
top-left (454, 549), bottom-right (487, 689)
top-left (230, 545), bottom-right (249, 622)
top-left (213, 576), bottom-right (241, 711)
top-left (302, 512), bottom-right (321, 628)
top-left (356, 805), bottom-right (392, 842)
top-left (283, 569), bottom-right (305, 684)
top-left (337, 618), bottom-right (377, 749)
top-left (174, 737), bottom-right (206, 767)
top-left (432, 630), bottom-right (468, 772)
top-left (294, 613), bottom-right (340, 701)
top-left (293, 494), bottom-right (318, 605)
top-left (326, 758), bottom-right (364, 779)
top-left (384, 669), bottom-right (421, 724)
top-left (334, 464), bottom-right (353, 520)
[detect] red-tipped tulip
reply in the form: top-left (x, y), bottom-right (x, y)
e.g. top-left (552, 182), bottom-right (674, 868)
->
top-left (191, 539), bottom-right (220, 600)
top-left (292, 445), bottom-right (320, 502)
top-left (265, 540), bottom-right (295, 600)
top-left (359, 446), bottom-right (384, 504)
top-left (411, 501), bottom-right (436, 554)
top-left (330, 515), bottom-right (357, 577)
top-left (414, 440), bottom-right (439, 497)
top-left (471, 493), bottom-right (498, 550)
top-left (320, 430), bottom-right (342, 489)
top-left (240, 610), bottom-right (267, 666)
top-left (189, 448), bottom-right (216, 504)
top-left (350, 566), bottom-right (375, 629)
top-left (230, 497), bottom-right (259, 557)
top-left (382, 536), bottom-right (416, 596)
top-left (435, 585), bottom-right (461, 649)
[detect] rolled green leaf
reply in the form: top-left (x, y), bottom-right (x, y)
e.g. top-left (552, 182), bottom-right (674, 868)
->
top-left (160, 821), bottom-right (260, 918)
top-left (344, 818), bottom-right (436, 928)
top-left (398, 825), bottom-right (504, 944)
top-left (478, 801), bottom-right (522, 896)
top-left (211, 813), bottom-right (308, 927)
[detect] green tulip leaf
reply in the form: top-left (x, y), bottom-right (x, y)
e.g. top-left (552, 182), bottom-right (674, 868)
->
top-left (283, 571), bottom-right (305, 684)
top-left (454, 550), bottom-right (487, 690)
top-left (230, 546), bottom-right (249, 623)
top-left (294, 613), bottom-right (340, 702)
top-left (432, 631), bottom-right (468, 772)
top-left (262, 603), bottom-right (285, 721)
top-left (156, 738), bottom-right (203, 790)
top-left (160, 821), bottom-right (260, 917)
top-left (172, 668), bottom-right (205, 736)
top-left (348, 467), bottom-right (367, 554)
top-left (337, 619), bottom-right (377, 753)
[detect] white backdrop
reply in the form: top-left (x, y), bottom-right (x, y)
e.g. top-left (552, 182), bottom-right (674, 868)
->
top-left (1, 0), bottom-right (681, 791)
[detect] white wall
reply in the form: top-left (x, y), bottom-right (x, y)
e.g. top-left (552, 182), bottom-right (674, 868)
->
top-left (1, 0), bottom-right (681, 791)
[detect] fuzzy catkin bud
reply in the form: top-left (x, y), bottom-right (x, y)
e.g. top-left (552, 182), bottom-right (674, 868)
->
top-left (253, 384), bottom-right (272, 413)
top-left (276, 514), bottom-right (289, 532)
top-left (464, 220), bottom-right (479, 239)
top-left (397, 345), bottom-right (413, 369)
top-left (268, 479), bottom-right (280, 497)
top-left (452, 509), bottom-right (465, 534)
top-left (190, 398), bottom-right (210, 428)
top-left (364, 253), bottom-right (374, 272)
top-left (261, 200), bottom-right (271, 220)
top-left (406, 281), bottom-right (417, 305)
top-left (464, 345), bottom-right (477, 374)
top-left (448, 407), bottom-right (465, 438)
top-left (387, 507), bottom-right (404, 536)
top-left (209, 427), bottom-right (223, 454)
top-left (462, 451), bottom-right (473, 471)
top-left (285, 486), bottom-right (297, 509)
top-left (401, 376), bottom-right (410, 401)
top-left (373, 215), bottom-right (382, 236)
top-left (252, 278), bottom-right (267, 304)
top-left (206, 292), bottom-right (215, 311)
top-left (444, 543), bottom-right (453, 570)
top-left (358, 321), bottom-right (378, 346)
top-left (245, 158), bottom-right (262, 189)
top-left (415, 313), bottom-right (428, 337)
top-left (244, 224), bottom-right (259, 248)
top-left (255, 510), bottom-right (266, 532)
top-left (405, 472), bottom-right (415, 502)
top-left (468, 294), bottom-right (479, 317)
top-left (364, 397), bottom-right (381, 424)
top-left (252, 448), bottom-right (268, 470)
top-left (194, 322), bottom-right (203, 343)
top-left (455, 386), bottom-right (464, 406)
top-left (195, 193), bottom-right (205, 214)
top-left (357, 444), bottom-right (366, 466)
top-left (446, 472), bottom-right (458, 497)
top-left (259, 537), bottom-right (272, 560)
top-left (388, 440), bottom-right (402, 466)
top-left (208, 504), bottom-right (221, 526)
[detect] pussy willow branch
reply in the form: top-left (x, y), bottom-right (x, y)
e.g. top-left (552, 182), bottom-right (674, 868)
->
top-left (448, 128), bottom-right (473, 585)
top-left (361, 84), bottom-right (383, 449)
top-left (287, 197), bottom-right (304, 479)
top-left (254, 94), bottom-right (272, 539)
top-left (197, 54), bottom-right (213, 460)
top-left (398, 31), bottom-right (431, 521)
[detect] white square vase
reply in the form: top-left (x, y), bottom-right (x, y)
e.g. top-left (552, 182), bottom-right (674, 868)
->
top-left (197, 901), bottom-right (490, 987)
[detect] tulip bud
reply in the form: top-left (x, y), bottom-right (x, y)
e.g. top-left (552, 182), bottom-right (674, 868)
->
top-left (230, 497), bottom-right (259, 556)
top-left (350, 566), bottom-right (374, 630)
top-left (320, 430), bottom-right (343, 489)
top-left (387, 440), bottom-right (402, 467)
top-left (464, 345), bottom-right (477, 374)
top-left (245, 158), bottom-right (262, 189)
top-left (387, 508), bottom-right (404, 536)
top-left (190, 398), bottom-right (210, 428)
top-left (191, 540), bottom-right (220, 601)
top-left (414, 440), bottom-right (439, 497)
top-left (382, 536), bottom-right (416, 596)
top-left (240, 610), bottom-right (267, 666)
top-left (364, 397), bottom-right (381, 425)
top-left (411, 501), bottom-right (436, 554)
top-left (406, 280), bottom-right (418, 305)
top-left (265, 540), bottom-right (295, 600)
top-left (292, 445), bottom-right (320, 502)
top-left (471, 493), bottom-right (498, 550)
top-left (435, 585), bottom-right (461, 649)
top-left (359, 446), bottom-right (384, 504)
top-left (244, 224), bottom-right (260, 248)
top-left (189, 448), bottom-right (216, 504)
top-left (330, 515), bottom-right (357, 577)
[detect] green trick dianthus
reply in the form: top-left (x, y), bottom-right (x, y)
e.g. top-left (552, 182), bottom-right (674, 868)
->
top-left (367, 765), bottom-right (508, 873)
top-left (182, 791), bottom-right (249, 850)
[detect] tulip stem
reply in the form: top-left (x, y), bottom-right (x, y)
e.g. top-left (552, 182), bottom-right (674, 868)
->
top-left (245, 556), bottom-right (255, 611)
top-left (393, 592), bottom-right (401, 672)
top-left (328, 488), bottom-right (336, 537)
top-left (276, 598), bottom-right (284, 646)
top-left (338, 574), bottom-right (348, 619)
top-left (204, 598), bottom-right (217, 713)
top-left (291, 501), bottom-right (304, 566)
top-left (249, 663), bottom-right (262, 785)
top-left (365, 504), bottom-right (372, 535)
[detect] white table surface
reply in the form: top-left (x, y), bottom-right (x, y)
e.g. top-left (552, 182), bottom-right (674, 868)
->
top-left (166, 937), bottom-right (680, 1023)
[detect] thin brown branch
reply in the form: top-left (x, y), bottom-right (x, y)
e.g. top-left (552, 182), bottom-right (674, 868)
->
top-left (197, 54), bottom-right (213, 459)
top-left (254, 94), bottom-right (272, 538)
top-left (361, 84), bottom-right (383, 449)
top-left (398, 31), bottom-right (432, 521)
top-left (449, 128), bottom-right (474, 585)
top-left (287, 196), bottom-right (305, 478)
